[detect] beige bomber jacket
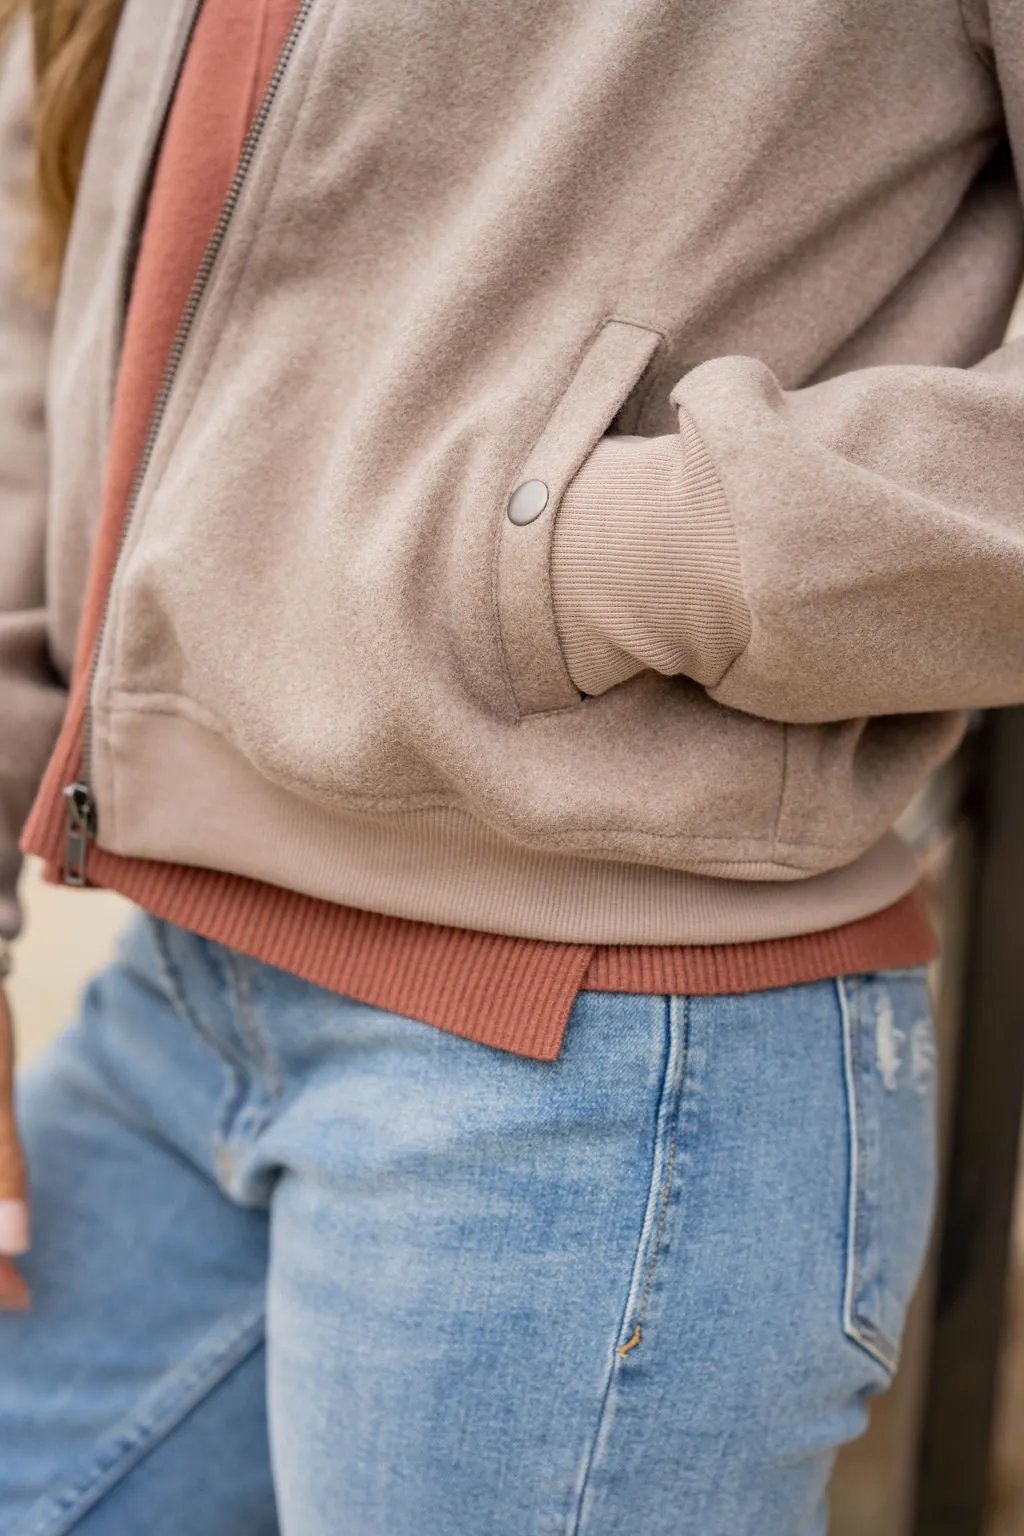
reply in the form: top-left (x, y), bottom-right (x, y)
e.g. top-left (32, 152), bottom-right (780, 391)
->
top-left (2, 0), bottom-right (1024, 947)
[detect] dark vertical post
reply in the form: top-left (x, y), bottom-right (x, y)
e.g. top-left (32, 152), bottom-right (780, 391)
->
top-left (912, 707), bottom-right (1024, 1535)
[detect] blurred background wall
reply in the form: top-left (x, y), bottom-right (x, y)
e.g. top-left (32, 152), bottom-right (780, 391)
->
top-left (10, 858), bottom-right (128, 1052)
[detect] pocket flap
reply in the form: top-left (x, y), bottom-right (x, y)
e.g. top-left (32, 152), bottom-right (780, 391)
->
top-left (496, 319), bottom-right (663, 718)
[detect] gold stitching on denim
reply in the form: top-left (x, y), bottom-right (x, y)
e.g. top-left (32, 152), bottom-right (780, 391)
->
top-left (616, 1325), bottom-right (642, 1358)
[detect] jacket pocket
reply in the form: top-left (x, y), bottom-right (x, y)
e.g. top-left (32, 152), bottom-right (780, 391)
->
top-left (838, 967), bottom-right (938, 1378)
top-left (495, 318), bottom-right (663, 718)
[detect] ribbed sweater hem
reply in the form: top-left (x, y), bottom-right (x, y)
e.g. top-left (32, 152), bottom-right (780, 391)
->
top-left (37, 846), bottom-right (936, 1060)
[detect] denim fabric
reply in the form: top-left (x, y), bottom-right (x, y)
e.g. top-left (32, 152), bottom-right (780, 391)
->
top-left (0, 914), bottom-right (937, 1535)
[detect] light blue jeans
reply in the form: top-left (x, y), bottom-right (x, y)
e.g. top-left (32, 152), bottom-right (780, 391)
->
top-left (0, 913), bottom-right (937, 1535)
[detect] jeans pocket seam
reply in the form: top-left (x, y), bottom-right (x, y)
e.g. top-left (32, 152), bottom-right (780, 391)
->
top-left (838, 975), bottom-right (901, 1377)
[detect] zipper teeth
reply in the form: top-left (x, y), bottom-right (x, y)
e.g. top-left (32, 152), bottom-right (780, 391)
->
top-left (78, 0), bottom-right (317, 789)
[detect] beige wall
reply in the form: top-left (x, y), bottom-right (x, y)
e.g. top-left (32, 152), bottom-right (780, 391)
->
top-left (10, 858), bottom-right (129, 1066)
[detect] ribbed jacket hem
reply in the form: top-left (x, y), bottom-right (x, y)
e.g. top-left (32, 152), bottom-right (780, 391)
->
top-left (72, 709), bottom-right (925, 942)
top-left (36, 848), bottom-right (935, 1060)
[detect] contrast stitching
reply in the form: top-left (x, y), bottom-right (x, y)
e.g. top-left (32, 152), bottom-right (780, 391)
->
top-left (11, 1300), bottom-right (265, 1536)
top-left (623, 1067), bottom-right (684, 1355)
top-left (568, 995), bottom-right (689, 1535)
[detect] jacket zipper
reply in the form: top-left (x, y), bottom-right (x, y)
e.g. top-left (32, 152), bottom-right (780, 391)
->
top-left (63, 0), bottom-right (317, 887)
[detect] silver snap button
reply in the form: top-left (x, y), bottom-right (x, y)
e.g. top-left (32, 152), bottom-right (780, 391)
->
top-left (506, 479), bottom-right (549, 526)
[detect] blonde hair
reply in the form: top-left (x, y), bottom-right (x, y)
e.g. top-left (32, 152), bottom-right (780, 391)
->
top-left (0, 0), bottom-right (125, 297)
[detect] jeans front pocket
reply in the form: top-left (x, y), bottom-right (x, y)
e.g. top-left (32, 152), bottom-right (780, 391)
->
top-left (838, 967), bottom-right (938, 1376)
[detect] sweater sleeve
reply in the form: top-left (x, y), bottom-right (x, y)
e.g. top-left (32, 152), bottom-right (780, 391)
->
top-left (551, 36), bottom-right (1024, 727)
top-left (0, 22), bottom-right (64, 941)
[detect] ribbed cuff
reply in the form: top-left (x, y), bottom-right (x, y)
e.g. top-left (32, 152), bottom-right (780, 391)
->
top-left (550, 411), bottom-right (751, 696)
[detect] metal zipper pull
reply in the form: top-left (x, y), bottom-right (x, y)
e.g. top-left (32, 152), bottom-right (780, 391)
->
top-left (63, 782), bottom-right (97, 887)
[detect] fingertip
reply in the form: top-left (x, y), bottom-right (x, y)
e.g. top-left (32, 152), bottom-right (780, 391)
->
top-left (0, 1198), bottom-right (29, 1256)
top-left (0, 1256), bottom-right (30, 1311)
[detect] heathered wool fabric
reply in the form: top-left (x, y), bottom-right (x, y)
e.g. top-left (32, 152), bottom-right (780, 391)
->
top-left (3, 0), bottom-right (1023, 984)
top-left (5, 0), bottom-right (933, 1057)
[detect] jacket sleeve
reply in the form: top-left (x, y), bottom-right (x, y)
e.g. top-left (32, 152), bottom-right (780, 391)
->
top-left (0, 21), bottom-right (65, 941)
top-left (551, 37), bottom-right (1024, 727)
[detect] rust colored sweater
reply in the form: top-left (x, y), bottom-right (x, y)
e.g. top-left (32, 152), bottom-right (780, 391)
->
top-left (37, 0), bottom-right (935, 1058)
